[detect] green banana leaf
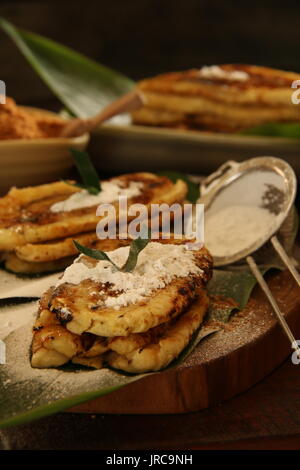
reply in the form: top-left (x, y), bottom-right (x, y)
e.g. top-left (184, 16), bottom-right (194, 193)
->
top-left (241, 122), bottom-right (300, 139)
top-left (0, 18), bottom-right (134, 118)
top-left (207, 266), bottom-right (274, 322)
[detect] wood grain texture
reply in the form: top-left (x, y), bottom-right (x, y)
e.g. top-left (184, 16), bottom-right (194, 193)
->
top-left (69, 269), bottom-right (300, 414)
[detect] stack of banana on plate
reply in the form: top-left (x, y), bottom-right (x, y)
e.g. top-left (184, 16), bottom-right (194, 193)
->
top-left (0, 170), bottom-right (186, 275)
top-left (132, 64), bottom-right (300, 132)
top-left (0, 150), bottom-right (214, 373)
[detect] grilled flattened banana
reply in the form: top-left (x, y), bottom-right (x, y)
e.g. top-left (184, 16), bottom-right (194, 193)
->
top-left (0, 173), bottom-right (187, 251)
top-left (132, 65), bottom-right (300, 132)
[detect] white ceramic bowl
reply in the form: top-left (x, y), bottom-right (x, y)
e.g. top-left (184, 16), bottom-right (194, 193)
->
top-left (0, 107), bottom-right (89, 194)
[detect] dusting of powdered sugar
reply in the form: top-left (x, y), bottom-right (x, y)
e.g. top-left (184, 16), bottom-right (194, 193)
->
top-left (50, 180), bottom-right (144, 213)
top-left (0, 301), bottom-right (37, 340)
top-left (199, 65), bottom-right (249, 81)
top-left (0, 322), bottom-right (144, 423)
top-left (56, 242), bottom-right (203, 309)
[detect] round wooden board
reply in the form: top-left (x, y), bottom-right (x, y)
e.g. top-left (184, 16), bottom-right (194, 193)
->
top-left (68, 269), bottom-right (300, 414)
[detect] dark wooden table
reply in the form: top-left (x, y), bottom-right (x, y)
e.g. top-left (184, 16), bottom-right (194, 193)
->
top-left (0, 358), bottom-right (299, 450)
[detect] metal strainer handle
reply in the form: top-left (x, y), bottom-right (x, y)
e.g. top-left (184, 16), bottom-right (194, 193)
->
top-left (271, 236), bottom-right (300, 287)
top-left (247, 251), bottom-right (300, 360)
top-left (200, 160), bottom-right (239, 196)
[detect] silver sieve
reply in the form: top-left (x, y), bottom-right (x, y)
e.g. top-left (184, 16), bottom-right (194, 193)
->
top-left (199, 156), bottom-right (300, 359)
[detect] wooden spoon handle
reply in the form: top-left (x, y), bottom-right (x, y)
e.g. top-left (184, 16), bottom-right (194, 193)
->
top-left (60, 89), bottom-right (145, 138)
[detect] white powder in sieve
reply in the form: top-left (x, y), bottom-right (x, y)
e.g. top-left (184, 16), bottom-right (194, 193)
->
top-left (204, 205), bottom-right (276, 258)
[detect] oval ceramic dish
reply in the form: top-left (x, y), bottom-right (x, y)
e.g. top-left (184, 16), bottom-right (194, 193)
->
top-left (0, 106), bottom-right (89, 194)
top-left (90, 123), bottom-right (300, 175)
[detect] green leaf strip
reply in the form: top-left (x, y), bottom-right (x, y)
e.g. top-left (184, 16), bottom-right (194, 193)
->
top-left (74, 229), bottom-right (150, 273)
top-left (73, 240), bottom-right (120, 271)
top-left (122, 236), bottom-right (150, 272)
top-left (240, 122), bottom-right (300, 139)
top-left (70, 149), bottom-right (101, 194)
top-left (0, 18), bottom-right (134, 118)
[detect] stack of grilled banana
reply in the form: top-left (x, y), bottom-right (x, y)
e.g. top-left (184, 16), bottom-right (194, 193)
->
top-left (132, 64), bottom-right (300, 132)
top-left (0, 172), bottom-right (187, 275)
top-left (31, 238), bottom-right (213, 373)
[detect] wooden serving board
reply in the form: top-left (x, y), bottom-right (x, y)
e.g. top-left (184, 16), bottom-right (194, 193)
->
top-left (69, 269), bottom-right (300, 415)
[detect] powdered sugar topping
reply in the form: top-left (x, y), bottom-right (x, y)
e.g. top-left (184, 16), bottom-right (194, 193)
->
top-left (50, 180), bottom-right (144, 213)
top-left (56, 242), bottom-right (203, 309)
top-left (199, 65), bottom-right (249, 82)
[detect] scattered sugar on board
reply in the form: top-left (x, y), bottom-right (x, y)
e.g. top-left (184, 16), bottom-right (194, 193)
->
top-left (2, 279), bottom-right (286, 416)
top-left (1, 271), bottom-right (292, 420)
top-left (0, 301), bottom-right (37, 340)
top-left (50, 179), bottom-right (144, 213)
top-left (183, 309), bottom-right (272, 367)
top-left (0, 271), bottom-right (61, 301)
top-left (1, 322), bottom-right (143, 417)
top-left (205, 205), bottom-right (276, 257)
top-left (56, 242), bottom-right (203, 309)
top-left (0, 270), bottom-right (41, 299)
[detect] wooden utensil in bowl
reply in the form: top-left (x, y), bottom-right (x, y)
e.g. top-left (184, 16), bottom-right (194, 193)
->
top-left (60, 89), bottom-right (145, 138)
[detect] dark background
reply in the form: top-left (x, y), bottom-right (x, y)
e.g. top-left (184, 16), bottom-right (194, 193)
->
top-left (1, 0), bottom-right (300, 110)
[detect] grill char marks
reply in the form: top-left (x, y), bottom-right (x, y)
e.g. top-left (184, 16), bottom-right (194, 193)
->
top-left (0, 173), bottom-right (185, 245)
top-left (0, 173), bottom-right (168, 228)
top-left (46, 243), bottom-right (212, 338)
top-left (180, 65), bottom-right (295, 89)
top-left (0, 173), bottom-right (188, 275)
top-left (31, 241), bottom-right (213, 372)
top-left (139, 65), bottom-right (299, 93)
